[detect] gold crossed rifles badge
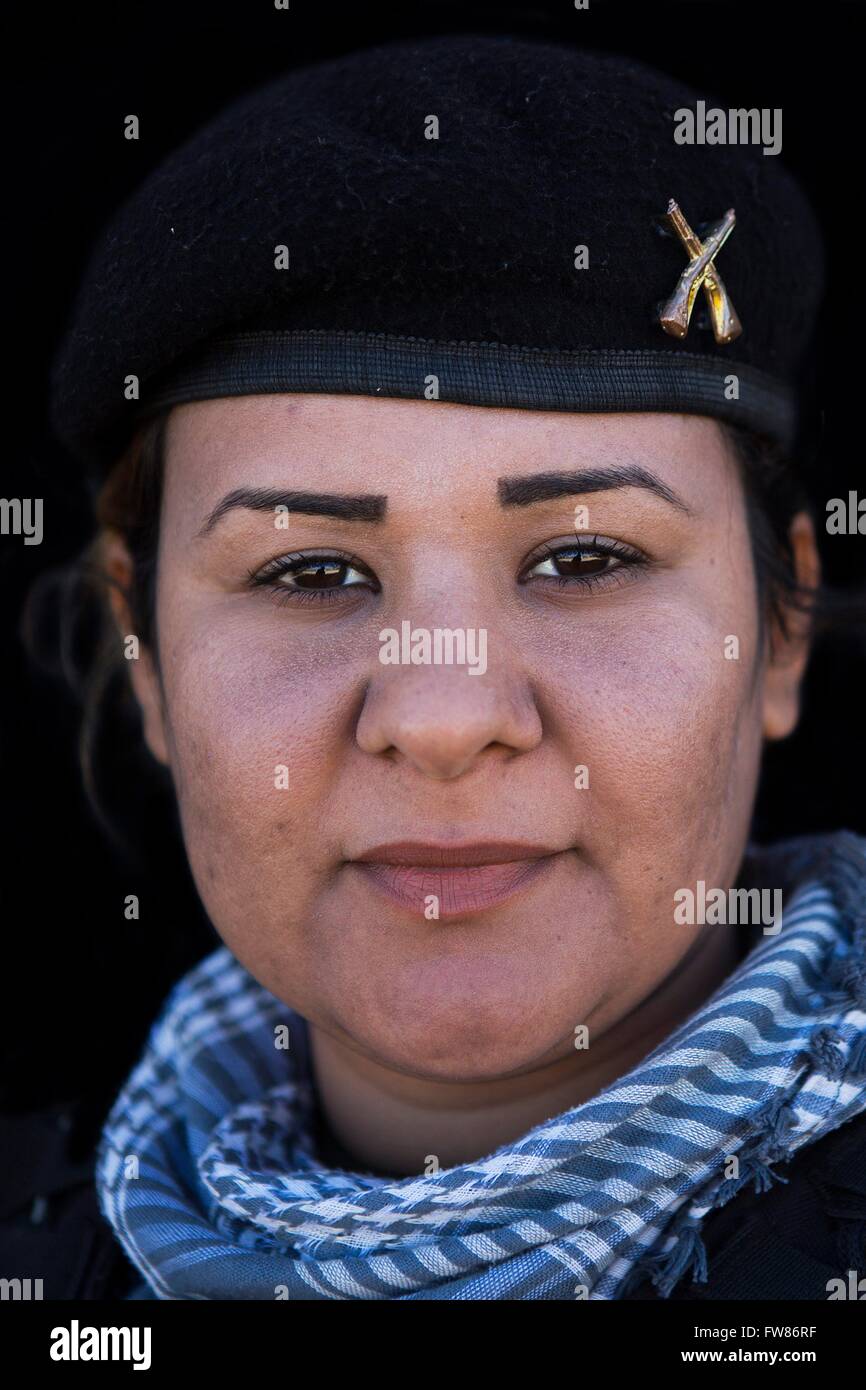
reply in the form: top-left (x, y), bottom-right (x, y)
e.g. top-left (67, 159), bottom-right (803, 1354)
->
top-left (658, 200), bottom-right (742, 344)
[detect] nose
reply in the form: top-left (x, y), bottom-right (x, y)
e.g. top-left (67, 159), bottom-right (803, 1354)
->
top-left (355, 626), bottom-right (543, 779)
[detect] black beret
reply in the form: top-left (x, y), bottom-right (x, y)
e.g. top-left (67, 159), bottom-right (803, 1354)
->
top-left (50, 33), bottom-right (824, 472)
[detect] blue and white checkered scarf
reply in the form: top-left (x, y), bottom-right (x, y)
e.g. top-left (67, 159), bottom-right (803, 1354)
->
top-left (96, 831), bottom-right (866, 1300)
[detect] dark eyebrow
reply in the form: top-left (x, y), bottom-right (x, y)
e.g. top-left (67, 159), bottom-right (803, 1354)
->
top-left (497, 465), bottom-right (692, 514)
top-left (197, 487), bottom-right (388, 537)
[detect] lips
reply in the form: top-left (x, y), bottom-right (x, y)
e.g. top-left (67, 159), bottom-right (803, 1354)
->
top-left (349, 841), bottom-right (561, 919)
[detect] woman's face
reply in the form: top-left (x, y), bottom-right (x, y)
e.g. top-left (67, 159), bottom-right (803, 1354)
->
top-left (126, 395), bottom-right (807, 1081)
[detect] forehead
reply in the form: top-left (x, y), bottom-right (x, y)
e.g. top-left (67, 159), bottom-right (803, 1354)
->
top-left (161, 393), bottom-right (735, 516)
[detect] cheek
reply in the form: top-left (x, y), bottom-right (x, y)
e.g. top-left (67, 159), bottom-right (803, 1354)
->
top-left (535, 577), bottom-right (764, 879)
top-left (156, 605), bottom-right (360, 967)
top-left (506, 585), bottom-right (765, 1038)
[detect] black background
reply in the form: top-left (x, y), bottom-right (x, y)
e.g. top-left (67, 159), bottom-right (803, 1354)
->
top-left (2, 0), bottom-right (864, 1125)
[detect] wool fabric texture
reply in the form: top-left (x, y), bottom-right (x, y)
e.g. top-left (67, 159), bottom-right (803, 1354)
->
top-left (49, 34), bottom-right (824, 473)
top-left (95, 831), bottom-right (866, 1301)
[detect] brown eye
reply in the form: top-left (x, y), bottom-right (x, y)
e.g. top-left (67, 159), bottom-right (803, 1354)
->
top-left (289, 558), bottom-right (362, 590)
top-left (529, 549), bottom-right (613, 579)
top-left (519, 536), bottom-right (648, 592)
top-left (249, 551), bottom-right (378, 606)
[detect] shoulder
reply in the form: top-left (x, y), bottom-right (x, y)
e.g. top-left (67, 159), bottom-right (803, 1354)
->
top-left (0, 1098), bottom-right (140, 1300)
top-left (624, 1109), bottom-right (866, 1301)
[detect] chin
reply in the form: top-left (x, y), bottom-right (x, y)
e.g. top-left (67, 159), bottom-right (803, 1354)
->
top-left (370, 1037), bottom-right (554, 1085)
top-left (319, 944), bottom-right (608, 1081)
top-left (345, 988), bottom-right (575, 1083)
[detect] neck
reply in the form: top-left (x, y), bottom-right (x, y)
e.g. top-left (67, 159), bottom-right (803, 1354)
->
top-left (307, 924), bottom-right (743, 1177)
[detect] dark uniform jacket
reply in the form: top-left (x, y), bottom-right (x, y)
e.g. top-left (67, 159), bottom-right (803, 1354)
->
top-left (1, 1093), bottom-right (864, 1300)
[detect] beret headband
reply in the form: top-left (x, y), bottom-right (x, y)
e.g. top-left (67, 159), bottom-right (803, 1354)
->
top-left (49, 34), bottom-right (824, 473)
